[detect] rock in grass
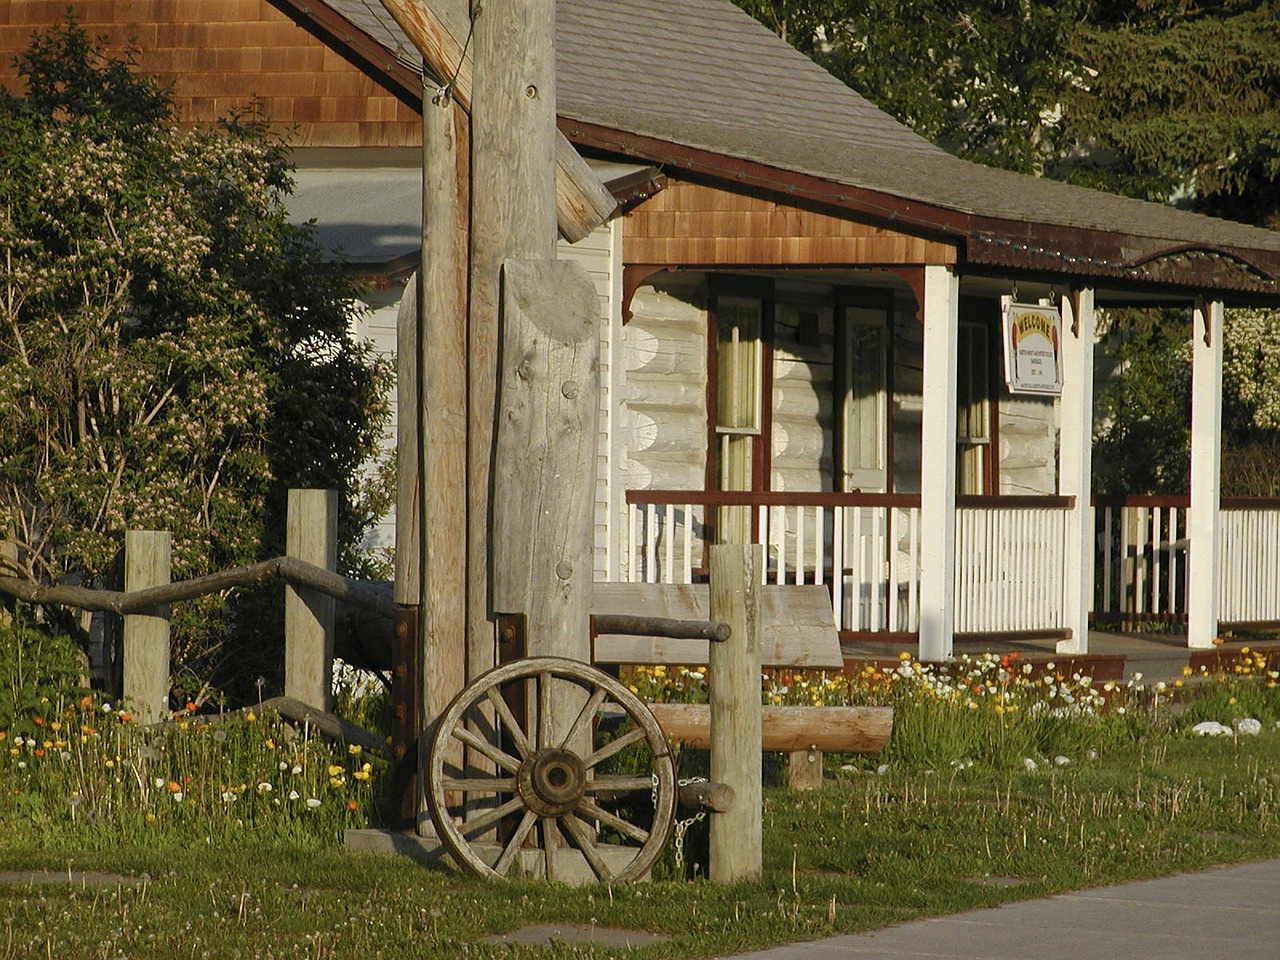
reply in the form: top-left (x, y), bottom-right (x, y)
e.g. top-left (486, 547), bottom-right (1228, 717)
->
top-left (1191, 721), bottom-right (1233, 737)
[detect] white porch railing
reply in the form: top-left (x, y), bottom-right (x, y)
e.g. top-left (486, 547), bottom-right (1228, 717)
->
top-left (1092, 496), bottom-right (1280, 627)
top-left (624, 491), bottom-right (1073, 637)
top-left (624, 491), bottom-right (1280, 637)
top-left (1219, 502), bottom-right (1280, 624)
top-left (953, 497), bottom-right (1071, 634)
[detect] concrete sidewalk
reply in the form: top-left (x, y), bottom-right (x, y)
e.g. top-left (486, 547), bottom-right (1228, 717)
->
top-left (722, 858), bottom-right (1280, 960)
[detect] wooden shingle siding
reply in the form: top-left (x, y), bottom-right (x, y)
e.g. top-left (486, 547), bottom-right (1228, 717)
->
top-left (0, 1), bottom-right (420, 148)
top-left (624, 180), bottom-right (955, 267)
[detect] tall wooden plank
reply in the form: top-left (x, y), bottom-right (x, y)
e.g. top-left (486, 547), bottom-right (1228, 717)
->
top-left (492, 259), bottom-right (600, 658)
top-left (393, 276), bottom-right (421, 607)
top-left (417, 81), bottom-right (472, 832)
top-left (917, 266), bottom-right (959, 661)
top-left (1188, 299), bottom-right (1224, 648)
top-left (708, 544), bottom-right (763, 883)
top-left (284, 489), bottom-right (338, 710)
top-left (123, 530), bottom-right (170, 722)
top-left (468, 0), bottom-right (558, 683)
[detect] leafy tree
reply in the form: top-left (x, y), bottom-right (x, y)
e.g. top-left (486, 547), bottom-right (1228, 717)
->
top-left (0, 20), bottom-right (392, 701)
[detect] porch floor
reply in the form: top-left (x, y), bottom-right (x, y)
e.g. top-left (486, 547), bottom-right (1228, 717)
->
top-left (841, 630), bottom-right (1280, 683)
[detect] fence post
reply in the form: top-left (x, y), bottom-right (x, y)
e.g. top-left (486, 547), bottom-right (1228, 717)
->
top-left (708, 543), bottom-right (763, 883)
top-left (123, 530), bottom-right (171, 722)
top-left (285, 489), bottom-right (338, 710)
top-left (0, 539), bottom-right (15, 625)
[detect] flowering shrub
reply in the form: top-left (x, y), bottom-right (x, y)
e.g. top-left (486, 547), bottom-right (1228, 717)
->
top-left (0, 20), bottom-right (392, 700)
top-left (0, 692), bottom-right (384, 844)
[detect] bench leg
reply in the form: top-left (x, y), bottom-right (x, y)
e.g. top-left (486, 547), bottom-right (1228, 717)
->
top-left (786, 748), bottom-right (823, 791)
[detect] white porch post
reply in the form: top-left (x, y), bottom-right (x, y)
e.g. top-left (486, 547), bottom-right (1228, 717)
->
top-left (918, 265), bottom-right (960, 661)
top-left (1058, 289), bottom-right (1095, 655)
top-left (1188, 299), bottom-right (1224, 648)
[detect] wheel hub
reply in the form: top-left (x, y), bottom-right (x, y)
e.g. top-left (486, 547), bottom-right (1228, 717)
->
top-left (517, 748), bottom-right (587, 817)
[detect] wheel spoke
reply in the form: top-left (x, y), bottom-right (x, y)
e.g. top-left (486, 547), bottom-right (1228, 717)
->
top-left (585, 775), bottom-right (655, 793)
top-left (583, 726), bottom-right (647, 769)
top-left (484, 687), bottom-right (533, 758)
top-left (542, 816), bottom-right (561, 881)
top-left (440, 776), bottom-right (516, 792)
top-left (457, 795), bottom-right (526, 839)
top-left (451, 725), bottom-right (522, 775)
top-left (492, 809), bottom-right (538, 877)
top-left (577, 797), bottom-right (651, 844)
top-left (559, 687), bottom-right (607, 751)
top-left (560, 812), bottom-right (614, 882)
top-left (538, 671), bottom-right (554, 750)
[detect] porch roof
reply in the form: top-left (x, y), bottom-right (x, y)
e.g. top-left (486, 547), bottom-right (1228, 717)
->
top-left (283, 0), bottom-right (1280, 302)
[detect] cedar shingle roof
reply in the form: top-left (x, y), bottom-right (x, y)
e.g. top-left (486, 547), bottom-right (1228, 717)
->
top-left (312, 0), bottom-right (1280, 297)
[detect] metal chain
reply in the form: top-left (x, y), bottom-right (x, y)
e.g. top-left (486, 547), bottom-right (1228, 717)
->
top-left (654, 774), bottom-right (709, 872)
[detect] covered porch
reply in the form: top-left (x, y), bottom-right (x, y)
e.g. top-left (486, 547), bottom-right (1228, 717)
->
top-left (611, 263), bottom-right (1280, 662)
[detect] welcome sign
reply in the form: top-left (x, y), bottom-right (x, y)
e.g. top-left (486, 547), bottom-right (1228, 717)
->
top-left (1001, 300), bottom-right (1063, 395)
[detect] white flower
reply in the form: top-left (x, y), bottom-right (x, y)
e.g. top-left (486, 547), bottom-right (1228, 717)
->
top-left (305, 797), bottom-right (321, 809)
top-left (289, 790), bottom-right (300, 801)
top-left (1086, 750), bottom-right (1098, 761)
top-left (257, 782), bottom-right (273, 792)
top-left (291, 765), bottom-right (303, 775)
top-left (222, 791), bottom-right (237, 802)
top-left (278, 761), bottom-right (288, 772)
top-left (1053, 755), bottom-right (1071, 766)
top-left (1023, 757), bottom-right (1038, 771)
top-left (173, 791), bottom-right (184, 802)
top-left (876, 764), bottom-right (890, 775)
top-left (155, 777), bottom-right (166, 788)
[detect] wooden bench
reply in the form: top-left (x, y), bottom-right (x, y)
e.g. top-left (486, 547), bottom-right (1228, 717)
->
top-left (590, 582), bottom-right (891, 790)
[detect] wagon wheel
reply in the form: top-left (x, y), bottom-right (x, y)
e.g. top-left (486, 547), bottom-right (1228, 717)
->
top-left (426, 656), bottom-right (677, 882)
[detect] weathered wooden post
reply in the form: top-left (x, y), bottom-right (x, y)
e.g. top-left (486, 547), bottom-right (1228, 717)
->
top-left (708, 543), bottom-right (763, 883)
top-left (284, 489), bottom-right (338, 710)
top-left (0, 539), bottom-right (15, 625)
top-left (123, 530), bottom-right (170, 722)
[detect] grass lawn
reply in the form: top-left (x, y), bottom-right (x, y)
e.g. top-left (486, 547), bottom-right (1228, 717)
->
top-left (3, 733), bottom-right (1279, 959)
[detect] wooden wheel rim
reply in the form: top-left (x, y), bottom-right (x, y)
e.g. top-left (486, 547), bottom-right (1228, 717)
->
top-left (426, 656), bottom-right (677, 882)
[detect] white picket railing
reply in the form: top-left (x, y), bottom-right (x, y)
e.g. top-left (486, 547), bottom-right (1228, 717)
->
top-left (1217, 502), bottom-right (1280, 624)
top-left (953, 500), bottom-right (1070, 634)
top-left (1093, 497), bottom-right (1280, 626)
top-left (624, 492), bottom-right (1280, 637)
top-left (626, 492), bottom-right (1067, 636)
top-left (1093, 498), bottom-right (1186, 624)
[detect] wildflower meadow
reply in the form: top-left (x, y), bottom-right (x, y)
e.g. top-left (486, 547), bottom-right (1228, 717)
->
top-left (4, 619), bottom-right (1280, 960)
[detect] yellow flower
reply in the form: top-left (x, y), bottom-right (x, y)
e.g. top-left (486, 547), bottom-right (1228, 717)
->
top-left (352, 769), bottom-right (371, 781)
top-left (1182, 665), bottom-right (1194, 677)
top-left (245, 710), bottom-right (256, 722)
top-left (264, 739), bottom-right (275, 750)
top-left (327, 764), bottom-right (344, 777)
top-left (347, 744), bottom-right (361, 755)
top-left (329, 776), bottom-right (345, 788)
